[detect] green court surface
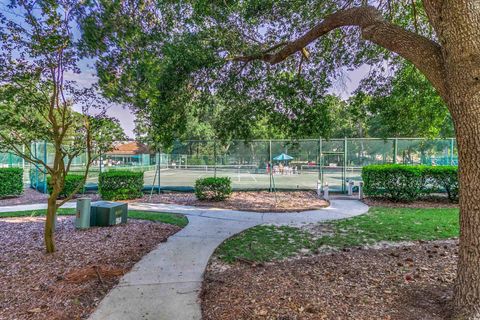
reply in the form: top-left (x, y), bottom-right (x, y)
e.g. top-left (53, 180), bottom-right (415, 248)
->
top-left (85, 166), bottom-right (361, 191)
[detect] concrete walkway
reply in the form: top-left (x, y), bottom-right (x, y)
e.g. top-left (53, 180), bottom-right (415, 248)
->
top-left (0, 200), bottom-right (369, 320)
top-left (89, 200), bottom-right (368, 320)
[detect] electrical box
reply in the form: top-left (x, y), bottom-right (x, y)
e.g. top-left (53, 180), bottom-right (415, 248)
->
top-left (75, 198), bottom-right (91, 229)
top-left (90, 201), bottom-right (128, 227)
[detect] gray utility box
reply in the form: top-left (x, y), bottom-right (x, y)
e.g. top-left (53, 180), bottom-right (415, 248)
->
top-left (90, 201), bottom-right (128, 227)
top-left (75, 198), bottom-right (91, 229)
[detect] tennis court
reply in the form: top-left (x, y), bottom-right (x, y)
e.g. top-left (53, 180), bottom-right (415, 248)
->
top-left (15, 138), bottom-right (456, 193)
top-left (80, 164), bottom-right (326, 190)
top-left (81, 164), bottom-right (358, 191)
top-left (154, 166), bottom-right (361, 190)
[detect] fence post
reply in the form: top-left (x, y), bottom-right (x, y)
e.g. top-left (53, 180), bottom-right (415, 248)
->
top-left (343, 137), bottom-right (347, 194)
top-left (43, 141), bottom-right (47, 193)
top-left (34, 142), bottom-right (38, 191)
top-left (450, 138), bottom-right (455, 165)
top-left (99, 150), bottom-right (103, 174)
top-left (318, 137), bottom-right (322, 185)
top-left (269, 140), bottom-right (272, 192)
top-left (213, 139), bottom-right (217, 178)
top-left (22, 144), bottom-right (25, 172)
top-left (157, 149), bottom-right (161, 193)
top-left (393, 138), bottom-right (398, 164)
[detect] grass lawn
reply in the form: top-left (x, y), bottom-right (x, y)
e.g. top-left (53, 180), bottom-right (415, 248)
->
top-left (215, 207), bottom-right (459, 263)
top-left (0, 208), bottom-right (188, 227)
top-left (216, 225), bottom-right (313, 263)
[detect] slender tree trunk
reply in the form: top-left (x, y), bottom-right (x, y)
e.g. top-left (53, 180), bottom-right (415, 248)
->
top-left (44, 195), bottom-right (57, 253)
top-left (44, 175), bottom-right (61, 253)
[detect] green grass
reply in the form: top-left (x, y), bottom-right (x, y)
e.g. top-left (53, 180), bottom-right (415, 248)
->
top-left (0, 208), bottom-right (76, 218)
top-left (316, 207), bottom-right (459, 248)
top-left (216, 225), bottom-right (314, 263)
top-left (216, 207), bottom-right (459, 263)
top-left (127, 210), bottom-right (188, 227)
top-left (0, 208), bottom-right (188, 227)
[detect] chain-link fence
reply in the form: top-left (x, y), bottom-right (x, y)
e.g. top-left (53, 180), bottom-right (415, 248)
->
top-left (3, 138), bottom-right (457, 193)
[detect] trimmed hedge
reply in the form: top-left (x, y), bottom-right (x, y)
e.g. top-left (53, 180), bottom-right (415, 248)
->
top-left (99, 170), bottom-right (144, 200)
top-left (47, 174), bottom-right (85, 198)
top-left (362, 165), bottom-right (425, 202)
top-left (362, 164), bottom-right (458, 202)
top-left (195, 177), bottom-right (232, 201)
top-left (0, 168), bottom-right (23, 198)
top-left (423, 166), bottom-right (459, 202)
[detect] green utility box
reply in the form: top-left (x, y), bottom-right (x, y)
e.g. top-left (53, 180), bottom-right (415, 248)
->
top-left (90, 201), bottom-right (128, 227)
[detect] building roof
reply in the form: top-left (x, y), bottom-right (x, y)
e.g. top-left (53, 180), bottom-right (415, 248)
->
top-left (107, 141), bottom-right (151, 155)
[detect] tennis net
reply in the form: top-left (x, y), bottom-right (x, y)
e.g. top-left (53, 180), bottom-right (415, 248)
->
top-left (166, 164), bottom-right (262, 173)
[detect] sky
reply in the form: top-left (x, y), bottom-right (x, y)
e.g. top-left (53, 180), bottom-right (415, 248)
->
top-left (64, 64), bottom-right (139, 138)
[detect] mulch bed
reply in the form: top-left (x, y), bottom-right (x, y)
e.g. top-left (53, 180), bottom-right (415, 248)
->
top-left (0, 188), bottom-right (49, 206)
top-left (201, 240), bottom-right (458, 320)
top-left (0, 216), bottom-right (181, 320)
top-left (363, 196), bottom-right (458, 209)
top-left (140, 191), bottom-right (329, 212)
top-left (0, 188), bottom-right (101, 207)
top-left (2, 190), bottom-right (328, 213)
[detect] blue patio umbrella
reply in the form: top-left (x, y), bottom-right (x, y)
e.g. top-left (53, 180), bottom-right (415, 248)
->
top-left (273, 153), bottom-right (294, 161)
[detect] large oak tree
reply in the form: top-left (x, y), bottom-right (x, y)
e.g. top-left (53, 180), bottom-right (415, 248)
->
top-left (81, 1), bottom-right (480, 318)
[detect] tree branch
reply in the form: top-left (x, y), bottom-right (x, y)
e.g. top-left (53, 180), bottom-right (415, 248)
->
top-left (232, 6), bottom-right (447, 99)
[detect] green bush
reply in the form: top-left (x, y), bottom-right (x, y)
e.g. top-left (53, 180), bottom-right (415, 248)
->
top-left (423, 166), bottom-right (459, 202)
top-left (195, 177), bottom-right (232, 201)
top-left (99, 170), bottom-right (144, 200)
top-left (362, 165), bottom-right (425, 201)
top-left (362, 164), bottom-right (459, 202)
top-left (0, 168), bottom-right (23, 198)
top-left (47, 174), bottom-right (85, 198)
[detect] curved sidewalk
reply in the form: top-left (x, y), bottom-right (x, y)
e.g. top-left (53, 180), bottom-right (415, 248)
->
top-left (87, 200), bottom-right (369, 320)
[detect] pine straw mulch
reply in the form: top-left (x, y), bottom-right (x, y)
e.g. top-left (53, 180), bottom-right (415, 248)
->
top-left (140, 191), bottom-right (329, 212)
top-left (201, 240), bottom-right (458, 320)
top-left (0, 216), bottom-right (181, 320)
top-left (0, 189), bottom-right (101, 207)
top-left (363, 196), bottom-right (458, 209)
top-left (0, 188), bottom-right (49, 206)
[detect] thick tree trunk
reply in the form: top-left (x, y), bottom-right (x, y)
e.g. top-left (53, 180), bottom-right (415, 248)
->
top-left (454, 129), bottom-right (480, 319)
top-left (451, 99), bottom-right (480, 320)
top-left (439, 2), bottom-right (480, 319)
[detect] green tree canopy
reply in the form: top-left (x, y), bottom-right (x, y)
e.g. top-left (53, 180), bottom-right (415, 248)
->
top-left (81, 0), bottom-right (420, 144)
top-left (359, 62), bottom-right (453, 138)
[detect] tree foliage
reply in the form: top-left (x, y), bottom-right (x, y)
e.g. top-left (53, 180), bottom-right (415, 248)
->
top-left (359, 62), bottom-right (453, 138)
top-left (0, 0), bottom-right (125, 252)
top-left (80, 1), bottom-right (446, 144)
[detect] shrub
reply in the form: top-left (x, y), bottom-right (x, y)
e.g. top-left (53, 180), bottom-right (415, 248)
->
top-left (362, 165), bottom-right (425, 202)
top-left (0, 168), bottom-right (23, 198)
top-left (195, 177), bottom-right (232, 201)
top-left (47, 174), bottom-right (85, 198)
top-left (423, 166), bottom-right (459, 202)
top-left (99, 170), bottom-right (144, 200)
top-left (362, 164), bottom-right (459, 202)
